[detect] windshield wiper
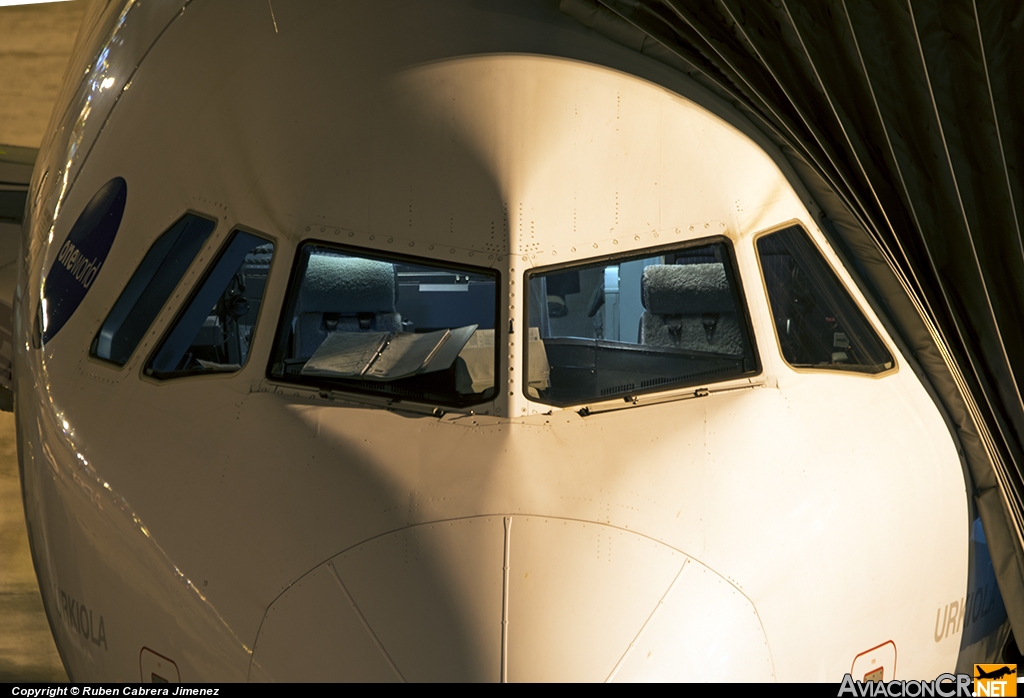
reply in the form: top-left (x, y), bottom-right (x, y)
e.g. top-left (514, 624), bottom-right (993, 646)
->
top-left (576, 376), bottom-right (766, 417)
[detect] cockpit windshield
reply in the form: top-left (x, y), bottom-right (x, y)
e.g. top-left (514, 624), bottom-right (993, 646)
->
top-left (526, 239), bottom-right (759, 407)
top-left (269, 243), bottom-right (499, 407)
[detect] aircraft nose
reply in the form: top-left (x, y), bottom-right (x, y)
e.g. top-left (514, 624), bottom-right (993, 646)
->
top-left (250, 516), bottom-right (773, 682)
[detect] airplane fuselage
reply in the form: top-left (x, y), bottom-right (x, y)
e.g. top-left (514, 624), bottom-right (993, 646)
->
top-left (13, 0), bottom-right (999, 682)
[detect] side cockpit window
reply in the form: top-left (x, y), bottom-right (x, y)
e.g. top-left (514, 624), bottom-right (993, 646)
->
top-left (146, 231), bottom-right (274, 377)
top-left (756, 225), bottom-right (893, 373)
top-left (527, 239), bottom-right (759, 407)
top-left (91, 214), bottom-right (215, 366)
top-left (268, 244), bottom-right (499, 407)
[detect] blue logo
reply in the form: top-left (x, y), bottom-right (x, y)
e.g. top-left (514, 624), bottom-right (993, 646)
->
top-left (41, 177), bottom-right (126, 343)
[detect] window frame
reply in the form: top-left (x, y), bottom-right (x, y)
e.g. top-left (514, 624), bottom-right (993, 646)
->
top-left (752, 221), bottom-right (898, 377)
top-left (522, 235), bottom-right (761, 408)
top-left (89, 211), bottom-right (217, 368)
top-left (142, 226), bottom-right (277, 381)
top-left (265, 240), bottom-right (503, 409)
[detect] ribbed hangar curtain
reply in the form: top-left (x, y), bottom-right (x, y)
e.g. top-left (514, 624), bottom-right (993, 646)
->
top-left (559, 0), bottom-right (1024, 648)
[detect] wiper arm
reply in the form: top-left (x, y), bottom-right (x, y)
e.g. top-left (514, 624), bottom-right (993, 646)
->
top-left (577, 376), bottom-right (765, 417)
top-left (314, 388), bottom-right (448, 418)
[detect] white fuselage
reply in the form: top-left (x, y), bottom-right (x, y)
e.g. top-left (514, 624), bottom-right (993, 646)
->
top-left (17, 0), bottom-right (970, 681)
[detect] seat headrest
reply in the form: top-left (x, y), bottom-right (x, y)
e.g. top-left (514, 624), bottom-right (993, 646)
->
top-left (300, 256), bottom-right (397, 313)
top-left (641, 263), bottom-right (734, 315)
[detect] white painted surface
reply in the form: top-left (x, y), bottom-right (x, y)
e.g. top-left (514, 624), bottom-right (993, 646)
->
top-left (15, 0), bottom-right (970, 682)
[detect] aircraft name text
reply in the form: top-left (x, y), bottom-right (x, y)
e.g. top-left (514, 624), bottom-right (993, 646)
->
top-left (935, 582), bottom-right (1001, 642)
top-left (56, 587), bottom-right (107, 650)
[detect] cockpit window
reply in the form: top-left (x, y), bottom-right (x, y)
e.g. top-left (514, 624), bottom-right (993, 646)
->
top-left (268, 243), bottom-right (499, 407)
top-left (91, 213), bottom-right (215, 366)
top-left (756, 225), bottom-right (893, 373)
top-left (146, 231), bottom-right (274, 378)
top-left (526, 239), bottom-right (759, 407)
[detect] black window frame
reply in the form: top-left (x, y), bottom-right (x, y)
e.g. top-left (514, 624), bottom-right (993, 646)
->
top-left (754, 223), bottom-right (896, 376)
top-left (523, 235), bottom-right (761, 408)
top-left (143, 227), bottom-right (276, 380)
top-left (266, 240), bottom-right (503, 409)
top-left (90, 212), bottom-right (216, 367)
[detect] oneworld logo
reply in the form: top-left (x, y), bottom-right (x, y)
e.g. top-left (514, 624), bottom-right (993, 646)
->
top-left (56, 239), bottom-right (102, 290)
top-left (40, 176), bottom-right (126, 343)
